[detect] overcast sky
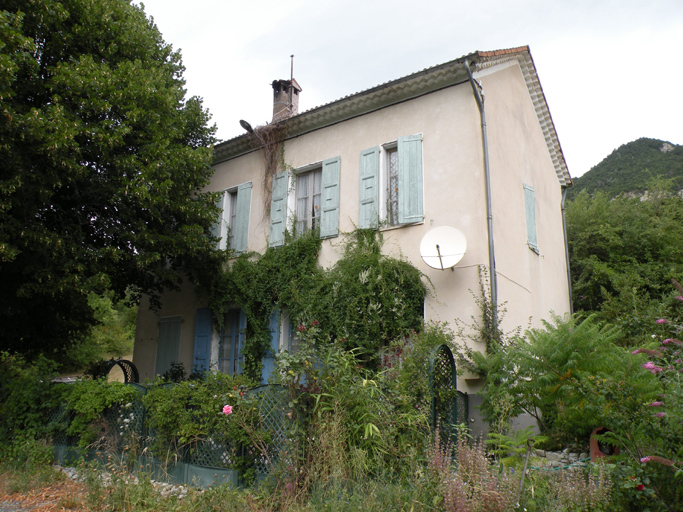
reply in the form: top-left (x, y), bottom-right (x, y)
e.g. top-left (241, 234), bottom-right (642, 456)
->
top-left (137, 0), bottom-right (683, 178)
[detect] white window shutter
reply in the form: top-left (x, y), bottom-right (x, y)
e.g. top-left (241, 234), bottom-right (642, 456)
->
top-left (233, 182), bottom-right (252, 254)
top-left (398, 134), bottom-right (424, 224)
top-left (359, 147), bottom-right (379, 229)
top-left (269, 171), bottom-right (288, 247)
top-left (524, 184), bottom-right (538, 252)
top-left (320, 156), bottom-right (341, 238)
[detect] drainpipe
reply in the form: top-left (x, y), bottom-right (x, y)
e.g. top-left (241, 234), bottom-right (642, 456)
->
top-left (465, 60), bottom-right (498, 331)
top-left (561, 186), bottom-right (573, 315)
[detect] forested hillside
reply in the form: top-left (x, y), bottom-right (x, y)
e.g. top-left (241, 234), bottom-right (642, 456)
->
top-left (568, 138), bottom-right (683, 199)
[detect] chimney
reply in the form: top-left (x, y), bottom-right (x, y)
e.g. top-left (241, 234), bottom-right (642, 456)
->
top-left (271, 78), bottom-right (302, 122)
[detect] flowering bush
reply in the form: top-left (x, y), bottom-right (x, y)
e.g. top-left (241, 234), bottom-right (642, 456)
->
top-left (607, 281), bottom-right (683, 508)
top-left (142, 372), bottom-right (255, 460)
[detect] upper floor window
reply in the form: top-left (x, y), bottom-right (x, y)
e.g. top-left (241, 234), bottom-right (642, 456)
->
top-left (359, 134), bottom-right (424, 229)
top-left (212, 182), bottom-right (252, 253)
top-left (295, 167), bottom-right (322, 233)
top-left (269, 156), bottom-right (341, 247)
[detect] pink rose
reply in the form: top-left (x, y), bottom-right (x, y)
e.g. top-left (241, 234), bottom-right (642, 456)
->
top-left (222, 404), bottom-right (233, 415)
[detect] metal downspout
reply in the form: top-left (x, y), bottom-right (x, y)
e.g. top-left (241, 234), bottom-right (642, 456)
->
top-left (465, 60), bottom-right (498, 328)
top-left (561, 186), bottom-right (573, 315)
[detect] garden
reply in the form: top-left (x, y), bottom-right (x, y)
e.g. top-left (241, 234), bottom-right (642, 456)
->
top-left (1, 295), bottom-right (682, 511)
top-left (2, 201), bottom-right (683, 511)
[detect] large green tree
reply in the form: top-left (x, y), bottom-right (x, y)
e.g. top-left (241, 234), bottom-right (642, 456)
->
top-left (0, 0), bottom-right (221, 357)
top-left (566, 188), bottom-right (683, 338)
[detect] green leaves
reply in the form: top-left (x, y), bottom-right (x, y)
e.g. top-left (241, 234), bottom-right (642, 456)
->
top-left (567, 190), bottom-right (683, 333)
top-left (0, 0), bottom-right (220, 357)
top-left (479, 315), bottom-right (658, 445)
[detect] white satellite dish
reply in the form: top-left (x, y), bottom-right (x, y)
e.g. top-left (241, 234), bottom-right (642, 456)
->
top-left (419, 226), bottom-right (467, 270)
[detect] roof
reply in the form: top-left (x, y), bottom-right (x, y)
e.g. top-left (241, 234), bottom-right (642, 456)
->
top-left (214, 46), bottom-right (571, 186)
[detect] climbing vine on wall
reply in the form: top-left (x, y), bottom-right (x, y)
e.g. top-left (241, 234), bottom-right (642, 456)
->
top-left (208, 229), bottom-right (428, 382)
top-left (246, 123), bottom-right (288, 215)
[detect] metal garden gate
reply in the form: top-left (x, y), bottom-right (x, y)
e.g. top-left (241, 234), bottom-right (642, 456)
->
top-left (429, 344), bottom-right (468, 441)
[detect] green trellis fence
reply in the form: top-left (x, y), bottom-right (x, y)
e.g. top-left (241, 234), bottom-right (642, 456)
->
top-left (429, 344), bottom-right (469, 443)
top-left (49, 383), bottom-right (290, 488)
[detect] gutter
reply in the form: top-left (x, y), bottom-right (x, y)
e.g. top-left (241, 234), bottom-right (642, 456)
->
top-left (561, 186), bottom-right (573, 315)
top-left (464, 60), bottom-right (498, 329)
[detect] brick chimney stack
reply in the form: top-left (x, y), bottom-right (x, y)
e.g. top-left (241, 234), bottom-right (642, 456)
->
top-left (271, 78), bottom-right (302, 122)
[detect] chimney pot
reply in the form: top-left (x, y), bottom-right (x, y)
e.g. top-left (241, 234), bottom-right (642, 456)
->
top-left (271, 78), bottom-right (301, 122)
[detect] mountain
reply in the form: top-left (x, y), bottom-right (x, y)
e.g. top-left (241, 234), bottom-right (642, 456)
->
top-left (567, 138), bottom-right (683, 199)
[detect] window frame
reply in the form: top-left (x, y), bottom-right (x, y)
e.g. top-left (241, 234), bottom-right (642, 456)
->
top-left (269, 156), bottom-right (341, 247)
top-left (359, 133), bottom-right (424, 230)
top-left (293, 164), bottom-right (323, 234)
top-left (218, 309), bottom-right (246, 376)
top-left (212, 182), bottom-right (252, 253)
top-left (523, 184), bottom-right (539, 254)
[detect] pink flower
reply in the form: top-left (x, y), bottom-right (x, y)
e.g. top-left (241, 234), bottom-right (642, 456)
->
top-left (641, 456), bottom-right (675, 466)
top-left (654, 412), bottom-right (666, 418)
top-left (636, 484), bottom-right (645, 491)
top-left (222, 404), bottom-right (233, 415)
top-left (675, 296), bottom-right (683, 302)
top-left (642, 361), bottom-right (663, 374)
top-left (655, 319), bottom-right (668, 324)
top-left (632, 349), bottom-right (642, 355)
top-left (648, 401), bottom-right (664, 407)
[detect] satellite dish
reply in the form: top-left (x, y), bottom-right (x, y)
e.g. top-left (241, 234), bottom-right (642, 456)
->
top-left (419, 226), bottom-right (467, 270)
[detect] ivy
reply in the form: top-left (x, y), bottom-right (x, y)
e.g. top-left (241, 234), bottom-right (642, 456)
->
top-left (208, 229), bottom-right (428, 381)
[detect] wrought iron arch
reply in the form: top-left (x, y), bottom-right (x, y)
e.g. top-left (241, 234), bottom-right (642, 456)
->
top-left (428, 344), bottom-right (468, 441)
top-left (103, 358), bottom-right (140, 384)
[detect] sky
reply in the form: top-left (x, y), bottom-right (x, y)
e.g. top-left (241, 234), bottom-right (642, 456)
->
top-left (136, 0), bottom-right (683, 178)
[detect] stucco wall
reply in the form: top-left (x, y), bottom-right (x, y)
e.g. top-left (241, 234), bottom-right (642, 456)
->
top-left (133, 59), bottom-right (571, 396)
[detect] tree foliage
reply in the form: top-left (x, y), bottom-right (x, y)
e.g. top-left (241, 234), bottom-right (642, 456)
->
top-left (479, 315), bottom-right (657, 446)
top-left (566, 189), bottom-right (683, 340)
top-left (0, 0), bottom-right (221, 357)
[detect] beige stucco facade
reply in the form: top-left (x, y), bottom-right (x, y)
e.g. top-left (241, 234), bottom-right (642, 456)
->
top-left (133, 47), bottom-right (572, 401)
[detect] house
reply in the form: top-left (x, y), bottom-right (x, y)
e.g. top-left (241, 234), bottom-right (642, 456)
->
top-left (133, 46), bottom-right (572, 404)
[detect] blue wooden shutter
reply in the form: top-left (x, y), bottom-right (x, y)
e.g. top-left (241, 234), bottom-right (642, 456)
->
top-left (192, 308), bottom-right (212, 374)
top-left (524, 184), bottom-right (538, 252)
top-left (359, 147), bottom-right (379, 229)
top-left (261, 310), bottom-right (280, 384)
top-left (236, 310), bottom-right (247, 374)
top-left (320, 156), bottom-right (341, 238)
top-left (398, 134), bottom-right (424, 224)
top-left (211, 192), bottom-right (227, 249)
top-left (269, 171), bottom-right (288, 247)
top-left (233, 182), bottom-right (252, 254)
top-left (155, 316), bottom-right (182, 376)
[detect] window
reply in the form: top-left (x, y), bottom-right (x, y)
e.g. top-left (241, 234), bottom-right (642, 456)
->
top-left (212, 182), bottom-right (252, 253)
top-left (295, 167), bottom-right (322, 233)
top-left (523, 184), bottom-right (538, 253)
top-left (385, 146), bottom-right (400, 225)
top-left (155, 316), bottom-right (182, 376)
top-left (192, 308), bottom-right (212, 374)
top-left (359, 134), bottom-right (424, 229)
top-left (269, 156), bottom-right (341, 247)
top-left (227, 190), bottom-right (238, 250)
top-left (219, 309), bottom-right (246, 375)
